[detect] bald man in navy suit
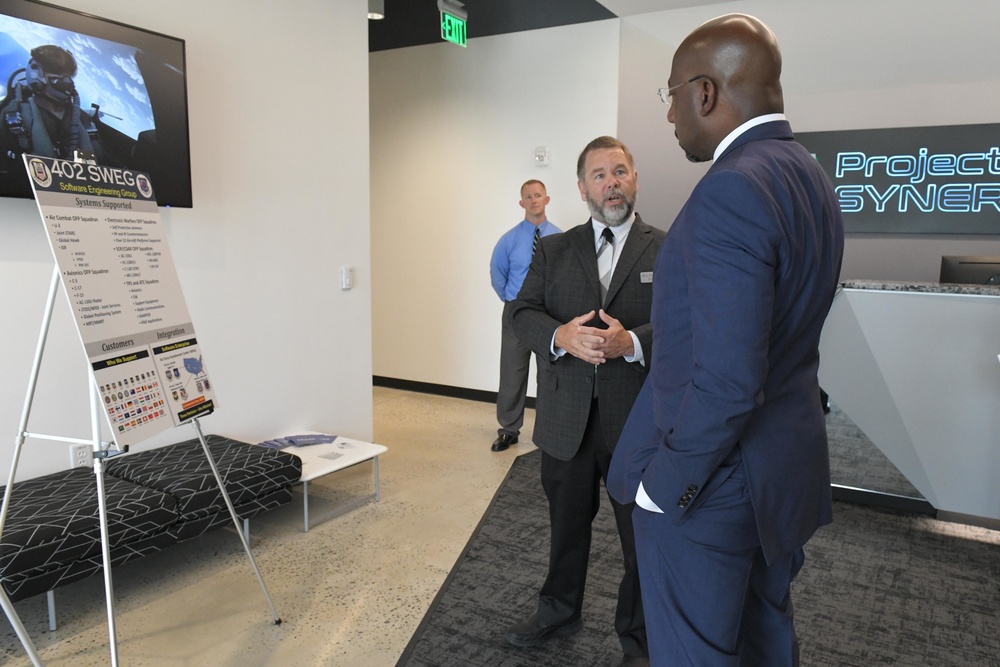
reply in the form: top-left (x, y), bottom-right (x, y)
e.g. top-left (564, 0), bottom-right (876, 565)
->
top-left (609, 15), bottom-right (844, 666)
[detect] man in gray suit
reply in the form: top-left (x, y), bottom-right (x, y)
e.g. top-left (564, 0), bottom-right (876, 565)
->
top-left (506, 136), bottom-right (664, 667)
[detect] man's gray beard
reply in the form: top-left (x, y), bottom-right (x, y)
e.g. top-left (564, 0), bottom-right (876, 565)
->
top-left (586, 192), bottom-right (635, 227)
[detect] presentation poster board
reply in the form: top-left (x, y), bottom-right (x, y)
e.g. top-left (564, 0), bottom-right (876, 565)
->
top-left (797, 123), bottom-right (1000, 235)
top-left (24, 154), bottom-right (216, 448)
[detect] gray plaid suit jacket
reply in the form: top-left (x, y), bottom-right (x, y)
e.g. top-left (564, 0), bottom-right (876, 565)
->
top-left (510, 214), bottom-right (665, 461)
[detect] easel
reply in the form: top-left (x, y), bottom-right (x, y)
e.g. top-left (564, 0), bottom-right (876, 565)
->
top-left (1, 160), bottom-right (282, 665)
top-left (1, 276), bottom-right (284, 666)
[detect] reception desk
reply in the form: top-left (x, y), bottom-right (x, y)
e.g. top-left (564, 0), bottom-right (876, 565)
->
top-left (818, 280), bottom-right (1000, 526)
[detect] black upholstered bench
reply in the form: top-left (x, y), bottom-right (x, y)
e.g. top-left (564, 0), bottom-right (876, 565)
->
top-left (104, 434), bottom-right (301, 542)
top-left (0, 434), bottom-right (301, 623)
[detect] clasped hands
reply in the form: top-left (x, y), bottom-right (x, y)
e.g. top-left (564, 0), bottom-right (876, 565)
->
top-left (554, 309), bottom-right (633, 364)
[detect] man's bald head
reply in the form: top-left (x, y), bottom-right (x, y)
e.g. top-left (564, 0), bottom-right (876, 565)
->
top-left (667, 14), bottom-right (784, 161)
top-left (679, 14), bottom-right (783, 117)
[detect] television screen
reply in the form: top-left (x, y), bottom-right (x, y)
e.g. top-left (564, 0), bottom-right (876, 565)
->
top-left (0, 0), bottom-right (191, 207)
top-left (939, 256), bottom-right (1000, 285)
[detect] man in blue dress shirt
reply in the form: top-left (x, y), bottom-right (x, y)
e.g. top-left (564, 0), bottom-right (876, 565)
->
top-left (489, 180), bottom-right (561, 451)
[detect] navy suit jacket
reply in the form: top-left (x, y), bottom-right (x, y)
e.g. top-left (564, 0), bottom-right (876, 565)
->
top-left (511, 215), bottom-right (665, 461)
top-left (608, 120), bottom-right (844, 563)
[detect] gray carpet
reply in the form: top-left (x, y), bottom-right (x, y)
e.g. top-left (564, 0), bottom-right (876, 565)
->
top-left (398, 425), bottom-right (1000, 666)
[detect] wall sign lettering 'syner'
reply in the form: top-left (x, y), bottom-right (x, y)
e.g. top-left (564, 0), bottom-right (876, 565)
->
top-left (797, 123), bottom-right (1000, 234)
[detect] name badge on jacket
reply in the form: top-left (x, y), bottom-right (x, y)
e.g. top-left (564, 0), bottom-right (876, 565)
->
top-left (640, 271), bottom-right (653, 283)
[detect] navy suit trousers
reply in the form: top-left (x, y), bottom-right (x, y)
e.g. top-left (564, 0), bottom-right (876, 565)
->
top-left (632, 458), bottom-right (805, 666)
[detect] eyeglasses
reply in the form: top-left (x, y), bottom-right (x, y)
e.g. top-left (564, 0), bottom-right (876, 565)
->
top-left (657, 75), bottom-right (708, 106)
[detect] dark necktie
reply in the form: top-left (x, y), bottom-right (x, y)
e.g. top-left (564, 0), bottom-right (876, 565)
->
top-left (597, 227), bottom-right (615, 303)
top-left (532, 226), bottom-right (541, 256)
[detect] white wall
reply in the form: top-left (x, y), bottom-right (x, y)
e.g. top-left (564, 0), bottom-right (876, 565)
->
top-left (618, 18), bottom-right (708, 234)
top-left (0, 0), bottom-right (373, 481)
top-left (370, 21), bottom-right (621, 395)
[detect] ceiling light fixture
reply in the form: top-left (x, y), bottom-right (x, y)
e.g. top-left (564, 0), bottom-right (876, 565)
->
top-left (368, 0), bottom-right (384, 20)
top-left (437, 0), bottom-right (467, 21)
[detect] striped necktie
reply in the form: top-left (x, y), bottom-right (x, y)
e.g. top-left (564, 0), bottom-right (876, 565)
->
top-left (532, 226), bottom-right (541, 256)
top-left (597, 227), bottom-right (615, 303)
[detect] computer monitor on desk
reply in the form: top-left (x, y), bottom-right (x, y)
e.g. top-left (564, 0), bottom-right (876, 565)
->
top-left (939, 255), bottom-right (1000, 285)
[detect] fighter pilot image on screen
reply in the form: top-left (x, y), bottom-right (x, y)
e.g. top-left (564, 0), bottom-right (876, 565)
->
top-left (0, 45), bottom-right (105, 162)
top-left (0, 17), bottom-right (190, 205)
top-left (0, 43), bottom-right (141, 191)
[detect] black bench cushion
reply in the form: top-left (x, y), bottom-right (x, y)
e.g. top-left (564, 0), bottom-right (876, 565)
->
top-left (3, 526), bottom-right (178, 603)
top-left (0, 434), bottom-right (299, 602)
top-left (104, 434), bottom-right (301, 521)
top-left (167, 486), bottom-right (293, 542)
top-left (0, 467), bottom-right (177, 585)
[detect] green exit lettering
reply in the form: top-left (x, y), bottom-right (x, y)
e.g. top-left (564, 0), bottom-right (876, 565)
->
top-left (441, 12), bottom-right (467, 47)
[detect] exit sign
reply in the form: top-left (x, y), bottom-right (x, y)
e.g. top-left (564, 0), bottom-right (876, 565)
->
top-left (441, 11), bottom-right (467, 47)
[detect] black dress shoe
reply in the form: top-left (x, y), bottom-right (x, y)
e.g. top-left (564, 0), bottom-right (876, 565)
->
top-left (504, 612), bottom-right (582, 647)
top-left (491, 433), bottom-right (518, 452)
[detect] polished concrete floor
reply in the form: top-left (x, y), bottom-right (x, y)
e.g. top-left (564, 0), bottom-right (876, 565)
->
top-left (0, 387), bottom-right (534, 666)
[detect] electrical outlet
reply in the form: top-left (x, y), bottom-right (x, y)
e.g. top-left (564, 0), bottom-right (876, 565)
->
top-left (69, 444), bottom-right (92, 468)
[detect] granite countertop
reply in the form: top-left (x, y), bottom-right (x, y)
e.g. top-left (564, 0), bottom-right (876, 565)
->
top-left (840, 280), bottom-right (1000, 296)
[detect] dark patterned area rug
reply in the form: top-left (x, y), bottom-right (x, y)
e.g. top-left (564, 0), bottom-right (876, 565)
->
top-left (397, 445), bottom-right (1000, 666)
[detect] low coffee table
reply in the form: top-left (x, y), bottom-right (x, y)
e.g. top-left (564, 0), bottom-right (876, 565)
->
top-left (284, 436), bottom-right (388, 532)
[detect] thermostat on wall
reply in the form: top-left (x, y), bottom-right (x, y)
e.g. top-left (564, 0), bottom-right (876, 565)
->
top-left (535, 146), bottom-right (550, 166)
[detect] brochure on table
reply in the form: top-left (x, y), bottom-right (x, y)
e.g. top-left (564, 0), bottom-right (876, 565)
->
top-left (24, 154), bottom-right (217, 448)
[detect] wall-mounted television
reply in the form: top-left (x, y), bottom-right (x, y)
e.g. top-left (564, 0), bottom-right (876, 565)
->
top-left (0, 0), bottom-right (191, 207)
top-left (939, 256), bottom-right (1000, 285)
